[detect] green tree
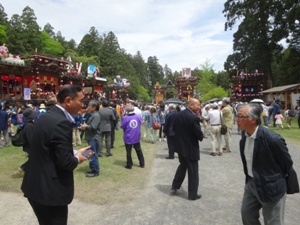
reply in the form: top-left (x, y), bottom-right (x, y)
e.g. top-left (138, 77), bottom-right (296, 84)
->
top-left (195, 60), bottom-right (216, 95)
top-left (43, 23), bottom-right (55, 38)
top-left (41, 31), bottom-right (64, 56)
top-left (7, 14), bottom-right (25, 54)
top-left (66, 39), bottom-right (77, 51)
top-left (137, 85), bottom-right (151, 102)
top-left (147, 56), bottom-right (164, 87)
top-left (163, 64), bottom-right (173, 83)
top-left (125, 51), bottom-right (150, 88)
top-left (223, 0), bottom-right (297, 83)
top-left (0, 3), bottom-right (8, 25)
top-left (274, 47), bottom-right (300, 86)
top-left (98, 31), bottom-right (122, 77)
top-left (77, 26), bottom-right (101, 57)
top-left (216, 71), bottom-right (231, 91)
top-left (201, 87), bottom-right (227, 102)
top-left (21, 6), bottom-right (42, 53)
top-left (0, 25), bottom-right (8, 45)
top-left (286, 1), bottom-right (300, 49)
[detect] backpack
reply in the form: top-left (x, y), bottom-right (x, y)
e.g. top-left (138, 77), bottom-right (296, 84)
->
top-left (11, 124), bottom-right (26, 146)
top-left (288, 110), bottom-right (295, 117)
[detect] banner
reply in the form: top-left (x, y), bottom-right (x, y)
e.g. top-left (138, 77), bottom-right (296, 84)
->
top-left (87, 65), bottom-right (97, 77)
top-left (24, 88), bottom-right (31, 100)
top-left (182, 68), bottom-right (191, 77)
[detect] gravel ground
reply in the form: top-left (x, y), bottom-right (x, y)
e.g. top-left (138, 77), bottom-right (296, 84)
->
top-left (1, 124), bottom-right (299, 225)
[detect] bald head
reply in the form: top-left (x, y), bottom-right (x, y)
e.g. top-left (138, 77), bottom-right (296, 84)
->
top-left (187, 98), bottom-right (200, 113)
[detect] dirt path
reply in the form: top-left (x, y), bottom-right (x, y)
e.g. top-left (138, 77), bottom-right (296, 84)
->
top-left (1, 125), bottom-right (300, 225)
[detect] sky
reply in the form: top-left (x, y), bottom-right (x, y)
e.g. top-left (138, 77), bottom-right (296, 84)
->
top-left (1, 0), bottom-right (236, 72)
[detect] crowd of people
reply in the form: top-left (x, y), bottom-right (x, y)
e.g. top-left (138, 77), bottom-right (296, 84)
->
top-left (0, 86), bottom-right (298, 224)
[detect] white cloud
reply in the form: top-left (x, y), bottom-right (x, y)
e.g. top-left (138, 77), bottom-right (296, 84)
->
top-left (1, 0), bottom-right (236, 72)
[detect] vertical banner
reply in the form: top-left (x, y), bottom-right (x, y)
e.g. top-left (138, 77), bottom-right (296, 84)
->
top-left (24, 88), bottom-right (31, 100)
top-left (87, 65), bottom-right (96, 77)
top-left (182, 68), bottom-right (191, 77)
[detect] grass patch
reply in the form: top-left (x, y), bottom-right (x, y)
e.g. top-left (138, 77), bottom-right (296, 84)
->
top-left (267, 118), bottom-right (300, 145)
top-left (0, 128), bottom-right (156, 205)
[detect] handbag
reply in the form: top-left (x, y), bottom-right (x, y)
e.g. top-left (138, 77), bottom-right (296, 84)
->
top-left (286, 167), bottom-right (299, 194)
top-left (152, 121), bottom-right (161, 130)
top-left (219, 112), bottom-right (227, 135)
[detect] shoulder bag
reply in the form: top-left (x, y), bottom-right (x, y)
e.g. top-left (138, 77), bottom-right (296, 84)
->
top-left (286, 167), bottom-right (299, 194)
top-left (219, 112), bottom-right (227, 135)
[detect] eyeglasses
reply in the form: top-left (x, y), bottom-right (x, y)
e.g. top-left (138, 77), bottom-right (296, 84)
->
top-left (236, 115), bottom-right (250, 119)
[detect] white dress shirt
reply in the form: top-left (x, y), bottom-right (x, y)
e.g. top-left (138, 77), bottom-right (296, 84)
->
top-left (244, 126), bottom-right (259, 177)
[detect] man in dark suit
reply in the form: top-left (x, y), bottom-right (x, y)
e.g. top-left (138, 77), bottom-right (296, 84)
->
top-left (163, 103), bottom-right (177, 159)
top-left (99, 100), bottom-right (116, 157)
top-left (171, 98), bottom-right (204, 200)
top-left (21, 85), bottom-right (92, 225)
top-left (237, 103), bottom-right (293, 225)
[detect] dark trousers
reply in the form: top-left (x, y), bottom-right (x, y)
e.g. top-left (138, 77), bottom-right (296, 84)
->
top-left (99, 131), bottom-right (111, 155)
top-left (28, 199), bottom-right (68, 225)
top-left (159, 124), bottom-right (165, 138)
top-left (298, 116), bottom-right (300, 128)
top-left (166, 136), bottom-right (175, 158)
top-left (125, 143), bottom-right (145, 167)
top-left (172, 155), bottom-right (199, 199)
top-left (111, 125), bottom-right (116, 148)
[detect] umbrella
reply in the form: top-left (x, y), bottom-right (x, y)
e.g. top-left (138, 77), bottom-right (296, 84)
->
top-left (250, 98), bottom-right (264, 103)
top-left (164, 98), bottom-right (183, 104)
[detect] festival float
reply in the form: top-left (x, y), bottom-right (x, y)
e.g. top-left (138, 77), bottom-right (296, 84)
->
top-left (230, 70), bottom-right (268, 102)
top-left (107, 75), bottom-right (130, 103)
top-left (175, 68), bottom-right (198, 102)
top-left (0, 44), bottom-right (107, 104)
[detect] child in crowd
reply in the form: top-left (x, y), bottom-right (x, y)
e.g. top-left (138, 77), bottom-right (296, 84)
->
top-left (275, 111), bottom-right (284, 129)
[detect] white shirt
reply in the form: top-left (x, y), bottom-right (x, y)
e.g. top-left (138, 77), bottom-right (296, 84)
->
top-left (134, 107), bottom-right (142, 118)
top-left (207, 109), bottom-right (222, 125)
top-left (201, 108), bottom-right (209, 120)
top-left (244, 126), bottom-right (259, 177)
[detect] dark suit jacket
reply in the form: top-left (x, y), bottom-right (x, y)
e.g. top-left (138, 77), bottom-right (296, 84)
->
top-left (240, 125), bottom-right (293, 202)
top-left (163, 110), bottom-right (176, 136)
top-left (99, 107), bottom-right (116, 132)
top-left (174, 108), bottom-right (203, 161)
top-left (21, 106), bottom-right (78, 206)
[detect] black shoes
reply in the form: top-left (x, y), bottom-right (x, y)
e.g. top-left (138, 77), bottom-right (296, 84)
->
top-left (124, 165), bottom-right (132, 169)
top-left (165, 157), bottom-right (174, 159)
top-left (86, 172), bottom-right (99, 177)
top-left (171, 188), bottom-right (178, 195)
top-left (188, 194), bottom-right (202, 200)
top-left (106, 153), bottom-right (113, 157)
top-left (210, 152), bottom-right (217, 156)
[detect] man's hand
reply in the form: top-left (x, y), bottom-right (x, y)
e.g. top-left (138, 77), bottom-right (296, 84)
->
top-left (80, 123), bottom-right (88, 131)
top-left (76, 146), bottom-right (93, 163)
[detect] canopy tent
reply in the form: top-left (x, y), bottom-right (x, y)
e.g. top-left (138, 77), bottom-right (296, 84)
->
top-left (164, 98), bottom-right (183, 104)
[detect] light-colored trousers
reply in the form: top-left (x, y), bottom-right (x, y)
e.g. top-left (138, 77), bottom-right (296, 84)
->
top-left (143, 123), bottom-right (149, 140)
top-left (150, 128), bottom-right (157, 143)
top-left (202, 120), bottom-right (209, 137)
top-left (72, 127), bottom-right (82, 146)
top-left (209, 125), bottom-right (222, 153)
top-left (223, 127), bottom-right (232, 151)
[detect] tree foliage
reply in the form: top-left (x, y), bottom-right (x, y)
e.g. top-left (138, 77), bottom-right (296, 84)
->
top-left (0, 25), bottom-right (8, 44)
top-left (223, 0), bottom-right (299, 84)
top-left (201, 86), bottom-right (227, 102)
top-left (41, 31), bottom-right (64, 56)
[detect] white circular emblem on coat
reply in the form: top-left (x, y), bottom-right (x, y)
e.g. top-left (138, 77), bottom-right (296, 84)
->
top-left (129, 119), bottom-right (138, 128)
